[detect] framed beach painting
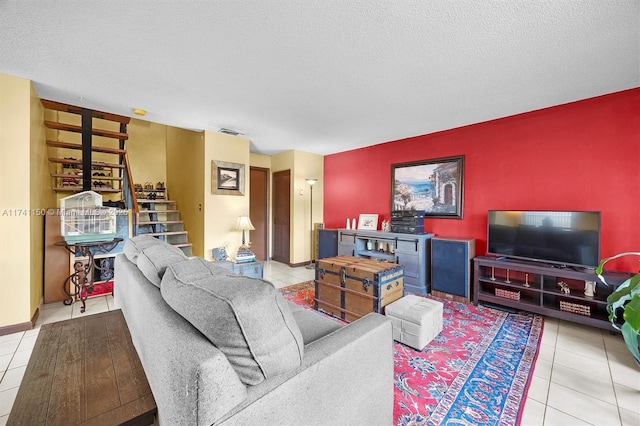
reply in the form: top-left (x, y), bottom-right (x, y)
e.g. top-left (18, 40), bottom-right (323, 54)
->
top-left (391, 155), bottom-right (464, 219)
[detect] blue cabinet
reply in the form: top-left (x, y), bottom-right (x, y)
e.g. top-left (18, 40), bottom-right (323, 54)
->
top-left (337, 229), bottom-right (434, 295)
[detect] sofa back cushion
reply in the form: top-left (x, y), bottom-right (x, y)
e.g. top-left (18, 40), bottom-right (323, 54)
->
top-left (123, 235), bottom-right (164, 263)
top-left (136, 243), bottom-right (188, 287)
top-left (161, 257), bottom-right (304, 385)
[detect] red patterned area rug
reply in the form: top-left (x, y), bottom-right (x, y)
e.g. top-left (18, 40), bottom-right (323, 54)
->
top-left (279, 281), bottom-right (543, 426)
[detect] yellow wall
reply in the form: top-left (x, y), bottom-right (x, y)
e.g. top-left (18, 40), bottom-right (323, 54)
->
top-left (292, 150), bottom-right (323, 264)
top-left (167, 128), bottom-right (205, 256)
top-left (203, 131), bottom-right (251, 260)
top-left (127, 119), bottom-right (167, 187)
top-left (250, 152), bottom-right (271, 169)
top-left (270, 150), bottom-right (323, 264)
top-left (0, 71), bottom-right (326, 331)
top-left (29, 83), bottom-right (50, 315)
top-left (0, 73), bottom-right (45, 328)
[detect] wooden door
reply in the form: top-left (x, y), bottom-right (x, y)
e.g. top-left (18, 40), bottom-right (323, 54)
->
top-left (272, 170), bottom-right (291, 264)
top-left (249, 166), bottom-right (269, 261)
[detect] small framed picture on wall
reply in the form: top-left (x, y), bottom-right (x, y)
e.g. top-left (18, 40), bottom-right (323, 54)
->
top-left (211, 160), bottom-right (245, 195)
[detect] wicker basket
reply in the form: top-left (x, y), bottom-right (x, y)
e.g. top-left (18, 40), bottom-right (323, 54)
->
top-left (559, 300), bottom-right (591, 316)
top-left (495, 288), bottom-right (521, 301)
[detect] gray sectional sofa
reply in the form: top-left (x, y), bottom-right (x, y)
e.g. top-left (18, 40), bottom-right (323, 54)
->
top-left (114, 235), bottom-right (394, 425)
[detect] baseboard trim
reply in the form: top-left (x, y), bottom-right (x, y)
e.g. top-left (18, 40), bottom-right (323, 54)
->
top-left (0, 306), bottom-right (40, 336)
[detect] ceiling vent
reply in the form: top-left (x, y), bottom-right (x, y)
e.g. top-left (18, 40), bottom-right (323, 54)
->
top-left (219, 127), bottom-right (243, 136)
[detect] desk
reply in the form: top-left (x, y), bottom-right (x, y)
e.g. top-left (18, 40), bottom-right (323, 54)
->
top-left (8, 310), bottom-right (156, 426)
top-left (56, 238), bottom-right (123, 313)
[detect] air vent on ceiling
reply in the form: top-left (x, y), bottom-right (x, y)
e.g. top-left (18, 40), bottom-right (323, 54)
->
top-left (219, 127), bottom-right (244, 136)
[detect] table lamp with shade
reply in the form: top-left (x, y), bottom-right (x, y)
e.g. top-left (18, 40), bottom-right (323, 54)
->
top-left (235, 215), bottom-right (256, 263)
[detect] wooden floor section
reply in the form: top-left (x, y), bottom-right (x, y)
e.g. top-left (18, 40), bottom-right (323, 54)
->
top-left (8, 310), bottom-right (156, 426)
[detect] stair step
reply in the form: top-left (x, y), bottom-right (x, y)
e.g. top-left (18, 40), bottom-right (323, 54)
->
top-left (137, 199), bottom-right (175, 204)
top-left (45, 121), bottom-right (129, 140)
top-left (139, 209), bottom-right (180, 214)
top-left (47, 140), bottom-right (127, 155)
top-left (53, 186), bottom-right (122, 193)
top-left (42, 99), bottom-right (131, 124)
top-left (172, 243), bottom-right (193, 248)
top-left (138, 220), bottom-right (184, 225)
top-left (49, 158), bottom-right (125, 169)
top-left (143, 231), bottom-right (188, 237)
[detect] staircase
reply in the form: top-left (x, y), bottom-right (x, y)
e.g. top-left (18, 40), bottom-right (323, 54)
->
top-left (43, 99), bottom-right (129, 196)
top-left (136, 199), bottom-right (193, 256)
top-left (43, 99), bottom-right (192, 255)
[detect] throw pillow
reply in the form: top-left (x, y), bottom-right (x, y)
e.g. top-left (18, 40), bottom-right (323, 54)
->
top-left (161, 258), bottom-right (304, 385)
top-left (136, 243), bottom-right (188, 288)
top-left (123, 235), bottom-right (163, 264)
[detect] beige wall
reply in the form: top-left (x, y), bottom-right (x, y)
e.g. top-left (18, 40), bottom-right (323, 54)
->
top-left (127, 119), bottom-right (167, 187)
top-left (29, 83), bottom-right (51, 314)
top-left (203, 131), bottom-right (251, 260)
top-left (0, 73), bottom-right (46, 328)
top-left (166, 128), bottom-right (205, 256)
top-left (270, 150), bottom-right (323, 264)
top-left (0, 71), bottom-right (326, 331)
top-left (291, 150), bottom-right (323, 264)
top-left (249, 152), bottom-right (271, 169)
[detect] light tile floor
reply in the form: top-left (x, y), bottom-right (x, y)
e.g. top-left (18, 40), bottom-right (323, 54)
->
top-left (1, 260), bottom-right (638, 425)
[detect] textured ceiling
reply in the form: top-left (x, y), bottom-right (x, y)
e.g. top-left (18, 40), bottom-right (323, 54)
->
top-left (1, 1), bottom-right (638, 155)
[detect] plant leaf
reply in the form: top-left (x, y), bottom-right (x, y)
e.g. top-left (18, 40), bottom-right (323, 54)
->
top-left (620, 322), bottom-right (640, 365)
top-left (596, 252), bottom-right (640, 286)
top-left (623, 294), bottom-right (640, 331)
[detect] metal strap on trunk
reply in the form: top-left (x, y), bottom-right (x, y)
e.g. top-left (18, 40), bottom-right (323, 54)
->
top-left (363, 277), bottom-right (371, 292)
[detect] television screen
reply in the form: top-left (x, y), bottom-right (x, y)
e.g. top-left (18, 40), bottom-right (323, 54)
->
top-left (487, 210), bottom-right (601, 268)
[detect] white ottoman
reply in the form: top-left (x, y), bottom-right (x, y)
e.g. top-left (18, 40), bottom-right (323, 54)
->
top-left (385, 294), bottom-right (443, 351)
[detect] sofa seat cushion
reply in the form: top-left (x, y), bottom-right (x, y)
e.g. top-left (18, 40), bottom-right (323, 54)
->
top-left (136, 243), bottom-right (188, 288)
top-left (161, 258), bottom-right (305, 385)
top-left (123, 235), bottom-right (164, 263)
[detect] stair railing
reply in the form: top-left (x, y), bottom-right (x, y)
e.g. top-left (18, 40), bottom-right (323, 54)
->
top-left (122, 152), bottom-right (140, 236)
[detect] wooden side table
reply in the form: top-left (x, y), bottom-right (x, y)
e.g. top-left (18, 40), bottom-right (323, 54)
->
top-left (55, 238), bottom-right (123, 313)
top-left (8, 310), bottom-right (156, 425)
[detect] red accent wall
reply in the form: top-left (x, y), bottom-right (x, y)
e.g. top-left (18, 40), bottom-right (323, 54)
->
top-left (324, 88), bottom-right (640, 272)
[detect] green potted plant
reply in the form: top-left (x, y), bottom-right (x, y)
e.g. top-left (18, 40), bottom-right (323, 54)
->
top-left (595, 252), bottom-right (640, 365)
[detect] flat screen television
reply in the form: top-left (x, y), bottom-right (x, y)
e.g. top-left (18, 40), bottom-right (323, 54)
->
top-left (487, 210), bottom-right (601, 268)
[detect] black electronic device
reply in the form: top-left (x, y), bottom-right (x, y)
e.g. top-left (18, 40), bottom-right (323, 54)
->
top-left (391, 210), bottom-right (425, 234)
top-left (391, 210), bottom-right (425, 220)
top-left (487, 210), bottom-right (601, 268)
top-left (390, 224), bottom-right (424, 234)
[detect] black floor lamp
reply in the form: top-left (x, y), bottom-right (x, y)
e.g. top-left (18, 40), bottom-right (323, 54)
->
top-left (305, 178), bottom-right (318, 269)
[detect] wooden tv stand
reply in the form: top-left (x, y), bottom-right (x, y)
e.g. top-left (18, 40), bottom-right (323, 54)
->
top-left (473, 256), bottom-right (631, 330)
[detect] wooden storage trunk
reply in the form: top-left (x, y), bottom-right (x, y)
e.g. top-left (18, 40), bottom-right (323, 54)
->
top-left (314, 256), bottom-right (404, 322)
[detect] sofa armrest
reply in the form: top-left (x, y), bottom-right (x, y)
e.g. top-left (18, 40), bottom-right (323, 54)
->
top-left (217, 313), bottom-right (394, 426)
